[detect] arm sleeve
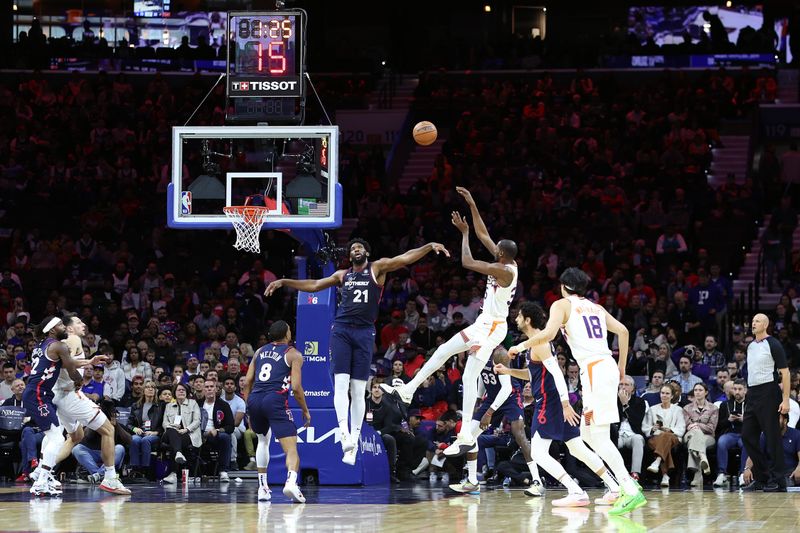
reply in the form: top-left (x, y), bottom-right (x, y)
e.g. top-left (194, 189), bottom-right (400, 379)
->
top-left (489, 375), bottom-right (512, 411)
top-left (542, 356), bottom-right (569, 402)
top-left (767, 337), bottom-right (788, 369)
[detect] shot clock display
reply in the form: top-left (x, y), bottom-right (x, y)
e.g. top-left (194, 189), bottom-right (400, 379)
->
top-left (227, 11), bottom-right (305, 99)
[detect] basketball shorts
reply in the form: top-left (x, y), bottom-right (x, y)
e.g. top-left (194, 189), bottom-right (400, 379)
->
top-left (580, 357), bottom-right (620, 426)
top-left (54, 390), bottom-right (108, 433)
top-left (330, 323), bottom-right (375, 381)
top-left (247, 391), bottom-right (297, 439)
top-left (530, 391), bottom-right (566, 441)
top-left (22, 389), bottom-right (60, 432)
top-left (459, 314), bottom-right (508, 364)
top-left (473, 392), bottom-right (524, 425)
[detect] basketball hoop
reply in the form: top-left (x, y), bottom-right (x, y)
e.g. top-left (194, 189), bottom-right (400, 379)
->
top-left (223, 206), bottom-right (269, 254)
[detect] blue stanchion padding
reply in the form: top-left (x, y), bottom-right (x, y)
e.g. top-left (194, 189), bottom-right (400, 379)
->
top-left (267, 408), bottom-right (389, 485)
top-left (292, 288), bottom-right (336, 409)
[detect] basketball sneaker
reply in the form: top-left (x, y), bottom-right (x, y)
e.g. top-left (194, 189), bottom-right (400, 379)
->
top-left (608, 487), bottom-right (647, 516)
top-left (342, 448), bottom-right (357, 466)
top-left (31, 469), bottom-right (62, 489)
top-left (594, 489), bottom-right (619, 505)
top-left (30, 475), bottom-right (62, 497)
top-left (552, 491), bottom-right (590, 507)
top-left (443, 434), bottom-right (476, 457)
top-left (258, 486), bottom-right (272, 502)
top-left (379, 383), bottom-right (412, 405)
top-left (340, 433), bottom-right (355, 454)
top-left (283, 483), bottom-right (306, 503)
top-left (524, 480), bottom-right (545, 497)
top-left (713, 473), bottom-right (729, 487)
top-left (99, 477), bottom-right (132, 495)
top-left (449, 480), bottom-right (480, 495)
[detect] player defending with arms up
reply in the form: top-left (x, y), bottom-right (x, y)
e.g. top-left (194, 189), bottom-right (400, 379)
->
top-left (243, 321), bottom-right (311, 503)
top-left (509, 268), bottom-right (646, 515)
top-left (383, 187), bottom-right (518, 458)
top-left (265, 239), bottom-right (448, 465)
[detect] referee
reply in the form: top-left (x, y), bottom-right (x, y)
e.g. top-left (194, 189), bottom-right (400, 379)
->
top-left (742, 313), bottom-right (791, 492)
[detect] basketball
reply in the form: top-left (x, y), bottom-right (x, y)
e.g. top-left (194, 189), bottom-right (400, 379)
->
top-left (412, 121), bottom-right (437, 146)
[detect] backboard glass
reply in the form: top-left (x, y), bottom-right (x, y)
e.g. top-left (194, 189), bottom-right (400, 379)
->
top-left (167, 126), bottom-right (341, 230)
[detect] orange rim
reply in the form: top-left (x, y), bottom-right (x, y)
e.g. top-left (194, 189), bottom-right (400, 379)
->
top-left (223, 206), bottom-right (269, 224)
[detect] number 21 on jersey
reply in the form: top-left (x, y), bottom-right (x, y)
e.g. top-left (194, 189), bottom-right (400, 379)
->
top-left (353, 289), bottom-right (369, 303)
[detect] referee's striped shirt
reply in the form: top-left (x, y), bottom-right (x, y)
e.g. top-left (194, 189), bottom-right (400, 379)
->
top-left (746, 336), bottom-right (788, 387)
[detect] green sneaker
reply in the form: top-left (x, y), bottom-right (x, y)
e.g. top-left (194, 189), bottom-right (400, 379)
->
top-left (607, 515), bottom-right (648, 533)
top-left (608, 489), bottom-right (646, 516)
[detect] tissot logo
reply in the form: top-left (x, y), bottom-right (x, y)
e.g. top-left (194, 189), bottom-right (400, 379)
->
top-left (232, 81), bottom-right (298, 92)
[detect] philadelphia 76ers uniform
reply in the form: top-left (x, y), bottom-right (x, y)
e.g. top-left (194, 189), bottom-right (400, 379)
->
top-left (329, 263), bottom-right (383, 380)
top-left (247, 342), bottom-right (296, 439)
top-left (22, 338), bottom-right (62, 431)
top-left (527, 351), bottom-right (581, 441)
top-left (473, 359), bottom-right (523, 426)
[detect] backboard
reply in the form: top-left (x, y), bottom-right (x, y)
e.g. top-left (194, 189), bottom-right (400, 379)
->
top-left (167, 126), bottom-right (341, 230)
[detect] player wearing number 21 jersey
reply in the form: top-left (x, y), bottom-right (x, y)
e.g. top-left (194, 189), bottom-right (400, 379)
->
top-left (265, 238), bottom-right (449, 465)
top-left (244, 321), bottom-right (310, 503)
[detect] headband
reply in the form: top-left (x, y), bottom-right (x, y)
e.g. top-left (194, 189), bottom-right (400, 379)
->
top-left (562, 284), bottom-right (575, 291)
top-left (43, 317), bottom-right (62, 334)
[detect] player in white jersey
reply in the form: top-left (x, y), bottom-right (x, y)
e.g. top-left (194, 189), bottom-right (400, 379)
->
top-left (509, 268), bottom-right (646, 515)
top-left (382, 187), bottom-right (519, 457)
top-left (51, 315), bottom-right (131, 495)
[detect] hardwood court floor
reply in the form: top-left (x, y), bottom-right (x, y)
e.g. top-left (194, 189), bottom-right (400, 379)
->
top-left (0, 482), bottom-right (797, 532)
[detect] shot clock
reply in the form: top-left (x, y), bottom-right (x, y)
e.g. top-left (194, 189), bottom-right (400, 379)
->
top-left (227, 11), bottom-right (305, 99)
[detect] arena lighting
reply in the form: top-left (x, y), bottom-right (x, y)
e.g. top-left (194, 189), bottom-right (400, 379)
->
top-left (484, 5), bottom-right (491, 13)
top-left (12, 3), bottom-right (17, 11)
top-left (726, 0), bottom-right (732, 6)
top-left (161, 28), bottom-right (169, 45)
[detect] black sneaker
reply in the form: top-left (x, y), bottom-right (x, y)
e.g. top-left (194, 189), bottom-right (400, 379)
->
top-left (763, 482), bottom-right (787, 492)
top-left (740, 480), bottom-right (764, 492)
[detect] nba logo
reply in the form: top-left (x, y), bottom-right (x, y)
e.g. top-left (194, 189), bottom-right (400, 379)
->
top-left (181, 191), bottom-right (192, 215)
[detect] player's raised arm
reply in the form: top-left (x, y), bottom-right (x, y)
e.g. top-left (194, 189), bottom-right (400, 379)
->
top-left (287, 348), bottom-right (311, 427)
top-left (265, 269), bottom-right (346, 297)
top-left (456, 187), bottom-right (498, 257)
top-left (451, 211), bottom-right (513, 285)
top-left (371, 242), bottom-right (449, 280)
top-left (509, 299), bottom-right (569, 356)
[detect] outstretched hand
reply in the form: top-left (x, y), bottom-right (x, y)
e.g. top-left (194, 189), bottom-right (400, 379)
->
top-left (264, 279), bottom-right (284, 297)
top-left (455, 187), bottom-right (476, 206)
top-left (493, 363), bottom-right (509, 375)
top-left (451, 211), bottom-right (469, 234)
top-left (563, 403), bottom-right (580, 427)
top-left (429, 243), bottom-right (451, 257)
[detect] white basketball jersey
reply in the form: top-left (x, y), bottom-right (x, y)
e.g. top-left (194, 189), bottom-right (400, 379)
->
top-left (55, 334), bottom-right (85, 393)
top-left (480, 263), bottom-right (518, 319)
top-left (561, 295), bottom-right (612, 366)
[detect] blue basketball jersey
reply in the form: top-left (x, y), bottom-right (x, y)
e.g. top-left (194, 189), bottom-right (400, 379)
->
top-left (26, 338), bottom-right (62, 396)
top-left (335, 262), bottom-right (383, 327)
top-left (480, 359), bottom-right (505, 400)
top-left (528, 352), bottom-right (559, 401)
top-left (251, 343), bottom-right (292, 394)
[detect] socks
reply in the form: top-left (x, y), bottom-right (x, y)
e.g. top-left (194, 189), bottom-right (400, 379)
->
top-left (286, 470), bottom-right (298, 485)
top-left (599, 469), bottom-right (620, 492)
top-left (527, 460), bottom-right (541, 483)
top-left (467, 459), bottom-right (478, 485)
top-left (558, 473), bottom-right (584, 495)
top-left (349, 379), bottom-right (367, 445)
top-left (413, 457), bottom-right (430, 476)
top-left (258, 472), bottom-right (268, 489)
top-left (333, 374), bottom-right (351, 442)
top-left (104, 465), bottom-right (116, 481)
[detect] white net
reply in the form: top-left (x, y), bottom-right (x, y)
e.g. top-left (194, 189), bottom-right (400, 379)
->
top-left (223, 206), bottom-right (269, 254)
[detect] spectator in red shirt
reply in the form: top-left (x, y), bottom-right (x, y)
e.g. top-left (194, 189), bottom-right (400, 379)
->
top-left (627, 273), bottom-right (656, 306)
top-left (380, 310), bottom-right (409, 350)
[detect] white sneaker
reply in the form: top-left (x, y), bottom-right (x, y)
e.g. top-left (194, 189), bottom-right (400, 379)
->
top-left (174, 452), bottom-right (186, 464)
top-left (340, 432), bottom-right (354, 453)
top-left (699, 455), bottom-right (711, 475)
top-left (378, 383), bottom-right (412, 405)
top-left (30, 477), bottom-right (62, 497)
top-left (283, 482), bottom-right (306, 503)
top-left (342, 447), bottom-right (357, 466)
top-left (524, 480), bottom-right (544, 497)
top-left (594, 489), bottom-right (619, 505)
top-left (552, 492), bottom-right (590, 507)
top-left (220, 471), bottom-right (230, 483)
top-left (99, 476), bottom-right (132, 495)
top-left (660, 474), bottom-right (670, 487)
top-left (258, 486), bottom-right (272, 501)
top-left (713, 473), bottom-right (729, 487)
top-left (30, 468), bottom-right (61, 489)
top-left (647, 458), bottom-right (661, 473)
top-left (163, 472), bottom-right (177, 484)
top-left (443, 434), bottom-right (476, 457)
